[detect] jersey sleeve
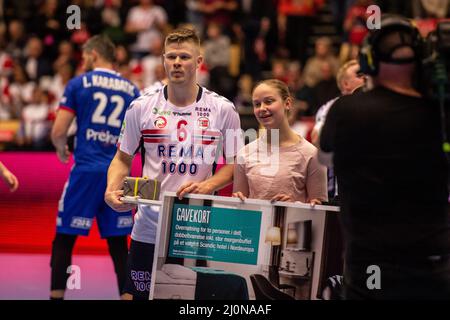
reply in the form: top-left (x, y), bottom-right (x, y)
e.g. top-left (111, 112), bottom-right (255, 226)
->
top-left (320, 98), bottom-right (341, 153)
top-left (232, 147), bottom-right (250, 196)
top-left (117, 99), bottom-right (142, 156)
top-left (314, 97), bottom-right (338, 133)
top-left (219, 100), bottom-right (243, 161)
top-left (306, 152), bottom-right (328, 202)
top-left (58, 78), bottom-right (78, 114)
top-left (133, 86), bottom-right (141, 100)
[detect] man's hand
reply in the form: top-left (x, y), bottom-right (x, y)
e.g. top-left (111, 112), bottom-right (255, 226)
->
top-left (270, 193), bottom-right (293, 203)
top-left (105, 189), bottom-right (136, 212)
top-left (56, 145), bottom-right (71, 163)
top-left (1, 168), bottom-right (19, 192)
top-left (176, 181), bottom-right (215, 200)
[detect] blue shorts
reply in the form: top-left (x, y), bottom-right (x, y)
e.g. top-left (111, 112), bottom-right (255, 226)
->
top-left (56, 168), bottom-right (133, 238)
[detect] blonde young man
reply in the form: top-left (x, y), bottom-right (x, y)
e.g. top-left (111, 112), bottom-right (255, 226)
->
top-left (105, 28), bottom-right (241, 300)
top-left (310, 60), bottom-right (365, 201)
top-left (310, 59), bottom-right (365, 146)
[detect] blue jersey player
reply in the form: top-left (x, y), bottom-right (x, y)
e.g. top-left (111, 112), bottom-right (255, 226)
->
top-left (50, 35), bottom-right (140, 300)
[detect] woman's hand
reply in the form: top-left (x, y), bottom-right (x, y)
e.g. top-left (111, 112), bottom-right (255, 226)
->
top-left (232, 192), bottom-right (247, 201)
top-left (270, 193), bottom-right (293, 203)
top-left (310, 199), bottom-right (322, 207)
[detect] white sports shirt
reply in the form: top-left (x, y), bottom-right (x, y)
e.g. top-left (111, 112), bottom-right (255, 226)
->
top-left (118, 85), bottom-right (242, 243)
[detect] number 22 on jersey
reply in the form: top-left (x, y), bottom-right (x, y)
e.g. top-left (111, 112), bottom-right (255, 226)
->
top-left (91, 91), bottom-right (125, 128)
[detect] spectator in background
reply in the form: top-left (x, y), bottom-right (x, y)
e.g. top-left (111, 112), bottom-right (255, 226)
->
top-left (21, 36), bottom-right (52, 82)
top-left (309, 60), bottom-right (341, 116)
top-left (19, 87), bottom-right (51, 150)
top-left (44, 63), bottom-right (74, 113)
top-left (8, 63), bottom-right (35, 119)
top-left (343, 0), bottom-right (373, 46)
top-left (52, 40), bottom-right (78, 73)
top-left (5, 20), bottom-right (27, 60)
top-left (70, 22), bottom-right (91, 52)
top-left (2, 1), bottom-right (35, 22)
top-left (125, 0), bottom-right (167, 59)
top-left (30, 0), bottom-right (66, 60)
top-left (330, 0), bottom-right (355, 38)
top-left (203, 22), bottom-right (234, 98)
top-left (235, 0), bottom-right (278, 81)
top-left (198, 0), bottom-right (239, 39)
top-left (277, 0), bottom-right (325, 65)
top-left (303, 36), bottom-right (340, 88)
top-left (115, 44), bottom-right (133, 82)
top-left (140, 35), bottom-right (164, 88)
top-left (0, 161), bottom-right (19, 192)
top-left (270, 59), bottom-right (288, 83)
top-left (101, 0), bottom-right (127, 45)
top-left (234, 73), bottom-right (254, 111)
top-left (286, 61), bottom-right (303, 94)
top-left (204, 23), bottom-right (230, 71)
top-left (412, 0), bottom-right (449, 19)
top-left (0, 33), bottom-right (14, 78)
top-left (186, 0), bottom-right (205, 36)
top-left (71, 0), bottom-right (103, 36)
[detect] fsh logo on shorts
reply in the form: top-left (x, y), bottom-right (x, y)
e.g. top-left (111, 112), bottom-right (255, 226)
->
top-left (70, 217), bottom-right (93, 229)
top-left (117, 216), bottom-right (133, 228)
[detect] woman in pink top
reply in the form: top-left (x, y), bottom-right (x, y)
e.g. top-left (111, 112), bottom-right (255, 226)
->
top-left (232, 79), bottom-right (328, 205)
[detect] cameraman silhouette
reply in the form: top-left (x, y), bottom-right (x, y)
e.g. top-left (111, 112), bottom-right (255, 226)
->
top-left (320, 14), bottom-right (450, 299)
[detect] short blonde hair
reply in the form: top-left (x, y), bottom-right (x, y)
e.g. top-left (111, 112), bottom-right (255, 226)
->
top-left (164, 27), bottom-right (201, 51)
top-left (336, 60), bottom-right (359, 91)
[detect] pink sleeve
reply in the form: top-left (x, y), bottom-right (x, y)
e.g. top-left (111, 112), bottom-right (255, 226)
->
top-left (305, 152), bottom-right (328, 202)
top-left (232, 151), bottom-right (249, 197)
top-left (220, 101), bottom-right (242, 161)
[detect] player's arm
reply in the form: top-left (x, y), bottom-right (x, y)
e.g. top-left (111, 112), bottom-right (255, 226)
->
top-left (176, 163), bottom-right (234, 200)
top-left (105, 150), bottom-right (136, 212)
top-left (0, 161), bottom-right (19, 192)
top-left (51, 109), bottom-right (75, 163)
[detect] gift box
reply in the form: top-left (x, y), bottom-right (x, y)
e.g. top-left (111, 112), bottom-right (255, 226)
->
top-left (123, 176), bottom-right (160, 200)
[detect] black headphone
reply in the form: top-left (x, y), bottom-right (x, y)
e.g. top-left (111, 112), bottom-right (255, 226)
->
top-left (359, 15), bottom-right (423, 76)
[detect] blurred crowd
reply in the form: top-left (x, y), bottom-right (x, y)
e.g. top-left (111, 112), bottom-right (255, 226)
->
top-left (0, 0), bottom-right (449, 150)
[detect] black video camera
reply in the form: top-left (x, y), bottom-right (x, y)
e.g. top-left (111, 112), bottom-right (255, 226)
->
top-left (359, 16), bottom-right (450, 152)
top-left (421, 21), bottom-right (450, 102)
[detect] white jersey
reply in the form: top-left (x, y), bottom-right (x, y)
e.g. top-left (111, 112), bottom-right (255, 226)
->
top-left (119, 85), bottom-right (241, 243)
top-left (313, 97), bottom-right (339, 134)
top-left (140, 80), bottom-right (164, 96)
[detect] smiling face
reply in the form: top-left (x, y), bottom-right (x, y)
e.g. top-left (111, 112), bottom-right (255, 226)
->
top-left (252, 81), bottom-right (291, 130)
top-left (163, 40), bottom-right (202, 86)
